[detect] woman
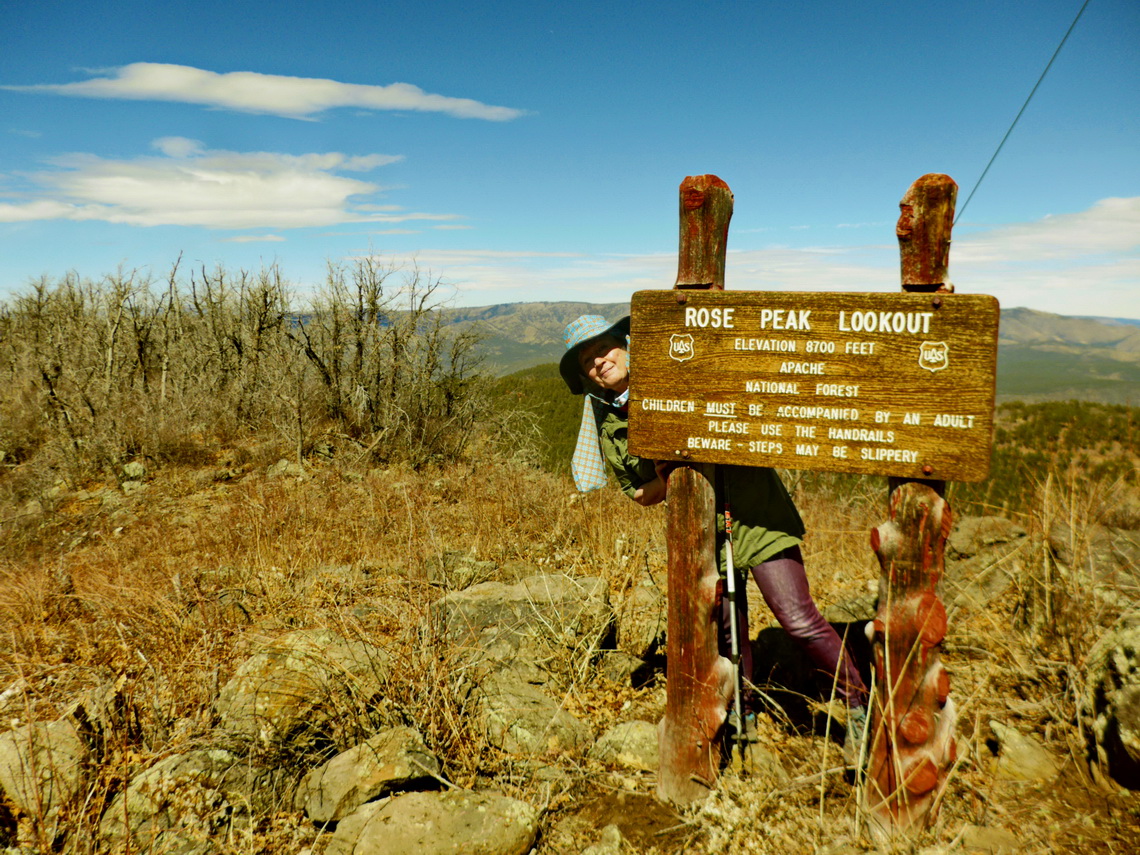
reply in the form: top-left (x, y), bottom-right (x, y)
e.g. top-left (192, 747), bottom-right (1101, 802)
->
top-left (560, 314), bottom-right (868, 759)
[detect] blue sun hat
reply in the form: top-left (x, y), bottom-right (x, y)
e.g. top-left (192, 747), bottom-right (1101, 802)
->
top-left (560, 314), bottom-right (630, 492)
top-left (559, 315), bottom-right (631, 395)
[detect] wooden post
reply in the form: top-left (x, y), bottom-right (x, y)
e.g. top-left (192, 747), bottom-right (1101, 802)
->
top-left (657, 175), bottom-right (735, 804)
top-left (864, 174), bottom-right (959, 839)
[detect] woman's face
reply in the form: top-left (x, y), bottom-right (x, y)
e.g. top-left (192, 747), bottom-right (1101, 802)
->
top-left (578, 334), bottom-right (629, 393)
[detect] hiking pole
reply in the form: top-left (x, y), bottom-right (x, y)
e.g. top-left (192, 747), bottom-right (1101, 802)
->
top-left (723, 489), bottom-right (747, 766)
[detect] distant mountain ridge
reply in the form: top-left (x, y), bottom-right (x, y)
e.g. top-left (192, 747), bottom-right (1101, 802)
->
top-left (998, 308), bottom-right (1140, 352)
top-left (1072, 315), bottom-right (1140, 329)
top-left (443, 301), bottom-right (629, 374)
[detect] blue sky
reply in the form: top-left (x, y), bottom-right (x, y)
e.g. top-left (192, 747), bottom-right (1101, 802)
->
top-left (1, 0), bottom-right (1137, 318)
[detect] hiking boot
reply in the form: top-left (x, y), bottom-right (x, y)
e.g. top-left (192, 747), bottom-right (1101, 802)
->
top-left (843, 705), bottom-right (869, 767)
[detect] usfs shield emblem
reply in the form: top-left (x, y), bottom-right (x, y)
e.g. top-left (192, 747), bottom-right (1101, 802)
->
top-left (918, 341), bottom-right (949, 372)
top-left (669, 333), bottom-right (695, 362)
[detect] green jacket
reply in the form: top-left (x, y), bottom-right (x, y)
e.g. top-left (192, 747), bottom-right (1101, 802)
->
top-left (595, 404), bottom-right (805, 569)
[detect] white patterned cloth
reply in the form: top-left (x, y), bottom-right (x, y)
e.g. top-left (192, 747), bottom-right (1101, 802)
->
top-left (571, 397), bottom-right (608, 492)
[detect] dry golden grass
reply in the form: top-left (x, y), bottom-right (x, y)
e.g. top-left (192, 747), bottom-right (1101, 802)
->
top-left (1, 451), bottom-right (1138, 853)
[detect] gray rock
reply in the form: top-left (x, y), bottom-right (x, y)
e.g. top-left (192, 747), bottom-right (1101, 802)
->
top-left (522, 759), bottom-right (571, 785)
top-left (294, 727), bottom-right (440, 823)
top-left (580, 824), bottom-right (624, 855)
top-left (100, 490), bottom-right (124, 510)
top-left (215, 629), bottom-right (390, 746)
top-left (65, 674), bottom-right (135, 749)
top-left (266, 458), bottom-right (307, 480)
top-left (475, 670), bottom-right (593, 756)
top-left (435, 573), bottom-right (611, 647)
top-left (122, 460), bottom-right (147, 480)
top-left (596, 651), bottom-right (646, 686)
top-left (0, 678), bottom-right (29, 714)
top-left (588, 721), bottom-right (659, 771)
top-left (427, 551), bottom-right (499, 590)
top-left (945, 516), bottom-right (1029, 613)
top-left (1049, 520), bottom-right (1108, 569)
top-left (1048, 522), bottom-right (1140, 599)
top-left (122, 479), bottom-right (147, 495)
top-left (617, 583), bottom-right (665, 659)
top-left (323, 798), bottom-right (386, 850)
top-left (496, 560), bottom-right (538, 584)
top-left (1085, 617), bottom-right (1140, 788)
top-left (948, 516), bottom-right (1027, 559)
top-left (989, 720), bottom-right (1062, 782)
top-left (185, 589), bottom-right (251, 627)
top-left (735, 742), bottom-right (790, 783)
top-left (0, 719), bottom-right (88, 826)
top-left (432, 573), bottom-right (613, 684)
top-left (99, 749), bottom-right (280, 855)
top-left (1110, 528), bottom-right (1140, 570)
top-left (324, 789), bottom-right (537, 855)
top-left (960, 825), bottom-right (1020, 853)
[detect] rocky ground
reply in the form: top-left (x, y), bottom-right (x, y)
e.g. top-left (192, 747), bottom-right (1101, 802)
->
top-left (1, 453), bottom-right (1138, 853)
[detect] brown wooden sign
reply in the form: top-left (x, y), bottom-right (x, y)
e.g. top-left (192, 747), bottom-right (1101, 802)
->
top-left (627, 289), bottom-right (999, 482)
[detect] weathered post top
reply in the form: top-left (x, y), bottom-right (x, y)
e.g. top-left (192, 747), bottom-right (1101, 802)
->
top-left (898, 173), bottom-right (956, 292)
top-left (676, 175), bottom-right (733, 290)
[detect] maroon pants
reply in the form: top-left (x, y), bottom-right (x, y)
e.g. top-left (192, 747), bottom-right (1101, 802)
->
top-left (721, 545), bottom-right (867, 707)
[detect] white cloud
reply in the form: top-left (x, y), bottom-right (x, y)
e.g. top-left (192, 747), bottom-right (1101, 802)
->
top-left (222, 234), bottom-right (286, 243)
top-left (0, 138), bottom-right (462, 229)
top-left (946, 197), bottom-right (1140, 316)
top-left (404, 249), bottom-right (582, 265)
top-left (153, 136), bottom-right (204, 158)
top-left (0, 199), bottom-right (79, 221)
top-left (4, 63), bottom-right (524, 121)
top-left (953, 197), bottom-right (1140, 263)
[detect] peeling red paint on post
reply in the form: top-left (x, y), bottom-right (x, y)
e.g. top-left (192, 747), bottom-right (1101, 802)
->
top-left (915, 593), bottom-right (947, 646)
top-left (865, 483), bottom-right (957, 838)
top-left (935, 668), bottom-right (951, 704)
top-left (657, 464), bottom-right (732, 803)
top-left (905, 757), bottom-right (940, 795)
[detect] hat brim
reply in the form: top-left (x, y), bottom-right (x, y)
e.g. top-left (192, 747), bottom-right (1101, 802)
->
top-left (559, 316), bottom-right (631, 395)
